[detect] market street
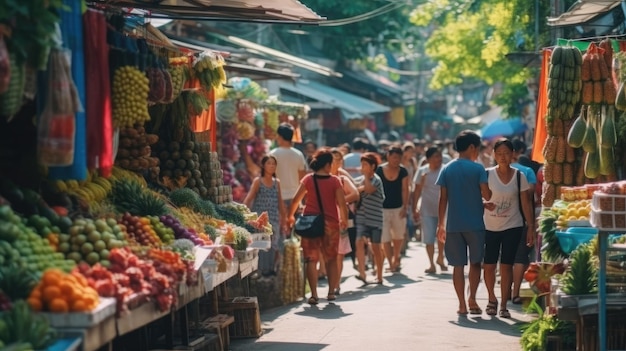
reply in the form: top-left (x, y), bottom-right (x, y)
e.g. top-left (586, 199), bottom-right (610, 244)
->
top-left (231, 242), bottom-right (534, 351)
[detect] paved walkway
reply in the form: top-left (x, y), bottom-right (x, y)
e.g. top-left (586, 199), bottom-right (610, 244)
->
top-left (231, 242), bottom-right (534, 351)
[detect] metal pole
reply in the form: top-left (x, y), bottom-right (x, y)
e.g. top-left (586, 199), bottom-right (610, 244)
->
top-left (598, 231), bottom-right (607, 351)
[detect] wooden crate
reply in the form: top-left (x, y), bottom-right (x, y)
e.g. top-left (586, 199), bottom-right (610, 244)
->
top-left (219, 297), bottom-right (262, 338)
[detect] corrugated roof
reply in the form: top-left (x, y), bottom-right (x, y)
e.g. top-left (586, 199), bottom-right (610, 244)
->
top-left (89, 0), bottom-right (324, 23)
top-left (277, 80), bottom-right (390, 117)
top-left (547, 0), bottom-right (621, 27)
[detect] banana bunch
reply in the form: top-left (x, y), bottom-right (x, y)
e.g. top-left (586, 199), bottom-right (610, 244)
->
top-left (547, 46), bottom-right (583, 121)
top-left (0, 301), bottom-right (56, 350)
top-left (538, 210), bottom-right (567, 261)
top-left (194, 54), bottom-right (227, 91)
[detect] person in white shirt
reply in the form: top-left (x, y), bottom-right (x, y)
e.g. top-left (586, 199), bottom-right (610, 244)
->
top-left (482, 138), bottom-right (535, 319)
top-left (343, 138), bottom-right (368, 178)
top-left (270, 123), bottom-right (307, 211)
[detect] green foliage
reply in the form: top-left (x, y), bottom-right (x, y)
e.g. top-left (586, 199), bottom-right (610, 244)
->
top-left (409, 0), bottom-right (555, 111)
top-left (0, 0), bottom-right (68, 69)
top-left (561, 243), bottom-right (598, 295)
top-left (520, 296), bottom-right (575, 351)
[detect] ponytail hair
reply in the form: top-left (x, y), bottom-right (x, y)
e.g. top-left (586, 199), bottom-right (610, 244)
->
top-left (309, 148), bottom-right (333, 171)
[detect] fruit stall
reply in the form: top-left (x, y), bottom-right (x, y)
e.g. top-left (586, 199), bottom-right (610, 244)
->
top-left (524, 39), bottom-right (626, 351)
top-left (0, 2), bottom-right (290, 350)
top-left (216, 77), bottom-right (309, 202)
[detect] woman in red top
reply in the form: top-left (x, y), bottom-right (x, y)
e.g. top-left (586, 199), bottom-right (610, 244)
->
top-left (288, 149), bottom-right (349, 305)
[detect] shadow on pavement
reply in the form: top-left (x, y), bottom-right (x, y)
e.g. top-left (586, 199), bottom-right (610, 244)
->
top-left (232, 341), bottom-right (328, 351)
top-left (449, 315), bottom-right (523, 337)
top-left (295, 302), bottom-right (353, 319)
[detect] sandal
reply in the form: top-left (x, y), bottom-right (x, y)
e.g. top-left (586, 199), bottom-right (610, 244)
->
top-left (327, 294), bottom-right (336, 301)
top-left (437, 260), bottom-right (448, 272)
top-left (307, 296), bottom-right (319, 305)
top-left (511, 296), bottom-right (522, 305)
top-left (424, 267), bottom-right (436, 274)
top-left (356, 275), bottom-right (368, 284)
top-left (499, 309), bottom-right (511, 318)
top-left (486, 301), bottom-right (498, 316)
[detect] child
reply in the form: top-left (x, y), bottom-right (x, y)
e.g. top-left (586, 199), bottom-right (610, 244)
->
top-left (244, 155), bottom-right (287, 276)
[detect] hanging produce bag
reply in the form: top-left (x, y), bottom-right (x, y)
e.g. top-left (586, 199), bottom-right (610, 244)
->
top-left (38, 49), bottom-right (82, 166)
top-left (280, 234), bottom-right (304, 304)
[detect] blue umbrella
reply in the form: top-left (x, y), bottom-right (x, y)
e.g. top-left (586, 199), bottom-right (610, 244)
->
top-left (481, 117), bottom-right (527, 139)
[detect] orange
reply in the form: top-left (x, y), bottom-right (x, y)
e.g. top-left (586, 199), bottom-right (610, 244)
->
top-left (42, 269), bottom-right (64, 286)
top-left (42, 285), bottom-right (62, 303)
top-left (71, 299), bottom-right (88, 312)
top-left (58, 281), bottom-right (75, 296)
top-left (49, 298), bottom-right (69, 313)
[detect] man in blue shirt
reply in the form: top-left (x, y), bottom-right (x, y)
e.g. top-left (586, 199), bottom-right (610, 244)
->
top-left (436, 130), bottom-right (492, 315)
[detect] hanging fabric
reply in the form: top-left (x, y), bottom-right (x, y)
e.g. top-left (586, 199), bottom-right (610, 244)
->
top-left (532, 49), bottom-right (550, 164)
top-left (83, 9), bottom-right (113, 177)
top-left (48, 0), bottom-right (87, 181)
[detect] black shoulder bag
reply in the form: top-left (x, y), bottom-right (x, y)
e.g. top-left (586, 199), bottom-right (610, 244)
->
top-left (294, 175), bottom-right (325, 238)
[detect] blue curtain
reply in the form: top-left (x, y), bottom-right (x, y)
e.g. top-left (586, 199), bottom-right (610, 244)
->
top-left (48, 0), bottom-right (87, 180)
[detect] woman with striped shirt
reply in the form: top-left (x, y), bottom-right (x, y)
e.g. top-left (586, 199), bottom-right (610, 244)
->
top-left (354, 152), bottom-right (386, 284)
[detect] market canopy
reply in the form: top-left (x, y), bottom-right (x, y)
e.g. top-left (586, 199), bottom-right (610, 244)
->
top-left (205, 32), bottom-right (340, 77)
top-left (277, 80), bottom-right (390, 118)
top-left (90, 0), bottom-right (324, 23)
top-left (547, 0), bottom-right (622, 27)
top-left (170, 38), bottom-right (300, 81)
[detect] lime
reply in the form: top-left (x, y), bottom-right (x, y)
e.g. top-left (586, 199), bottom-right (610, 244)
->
top-left (81, 242), bottom-right (94, 255)
top-left (94, 240), bottom-right (106, 252)
top-left (85, 252), bottom-right (100, 265)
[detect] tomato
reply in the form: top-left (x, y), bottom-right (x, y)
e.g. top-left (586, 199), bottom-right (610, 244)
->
top-left (524, 270), bottom-right (538, 283)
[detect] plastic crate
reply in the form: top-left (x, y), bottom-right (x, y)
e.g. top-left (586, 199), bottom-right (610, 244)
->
top-left (592, 192), bottom-right (626, 212)
top-left (220, 297), bottom-right (262, 338)
top-left (590, 208), bottom-right (626, 231)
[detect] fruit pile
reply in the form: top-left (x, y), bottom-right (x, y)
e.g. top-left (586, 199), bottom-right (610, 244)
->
top-left (78, 248), bottom-right (179, 313)
top-left (247, 211), bottom-right (273, 234)
top-left (0, 205), bottom-right (75, 272)
top-left (159, 214), bottom-right (211, 246)
top-left (167, 58), bottom-right (188, 102)
top-left (28, 268), bottom-right (100, 313)
top-left (58, 218), bottom-right (126, 266)
top-left (115, 124), bottom-right (160, 176)
top-left (555, 200), bottom-right (591, 229)
top-left (112, 66), bottom-right (150, 128)
top-left (119, 213), bottom-right (163, 248)
top-left (147, 215), bottom-right (175, 244)
top-left (193, 53), bottom-right (226, 91)
top-left (153, 138), bottom-right (205, 196)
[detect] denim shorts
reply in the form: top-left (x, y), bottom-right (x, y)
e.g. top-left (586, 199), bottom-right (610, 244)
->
top-left (356, 224), bottom-right (382, 244)
top-left (444, 230), bottom-right (485, 266)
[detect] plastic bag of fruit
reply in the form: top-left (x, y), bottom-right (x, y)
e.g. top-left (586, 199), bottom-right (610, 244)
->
top-left (37, 49), bottom-right (82, 166)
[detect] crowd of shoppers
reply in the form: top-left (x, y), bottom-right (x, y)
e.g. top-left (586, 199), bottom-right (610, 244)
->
top-left (252, 123), bottom-right (541, 314)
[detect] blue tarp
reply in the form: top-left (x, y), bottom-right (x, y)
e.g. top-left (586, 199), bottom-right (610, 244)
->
top-left (481, 117), bottom-right (527, 139)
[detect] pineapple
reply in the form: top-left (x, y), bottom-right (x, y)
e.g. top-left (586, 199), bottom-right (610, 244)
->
top-left (561, 244), bottom-right (597, 295)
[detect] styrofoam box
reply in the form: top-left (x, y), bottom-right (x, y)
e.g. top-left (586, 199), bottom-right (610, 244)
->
top-left (250, 233), bottom-right (271, 250)
top-left (40, 297), bottom-right (116, 328)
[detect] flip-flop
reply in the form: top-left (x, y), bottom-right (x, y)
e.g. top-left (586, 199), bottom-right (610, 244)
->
top-left (486, 301), bottom-right (498, 316)
top-left (327, 294), bottom-right (336, 301)
top-left (511, 296), bottom-right (522, 305)
top-left (469, 307), bottom-right (482, 315)
top-left (307, 296), bottom-right (319, 305)
top-left (424, 267), bottom-right (436, 274)
top-left (355, 275), bottom-right (368, 284)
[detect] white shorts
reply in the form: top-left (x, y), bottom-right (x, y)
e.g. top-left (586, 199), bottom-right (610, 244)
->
top-left (382, 207), bottom-right (407, 243)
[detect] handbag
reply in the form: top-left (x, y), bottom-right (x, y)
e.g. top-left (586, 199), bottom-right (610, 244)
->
top-left (295, 175), bottom-right (325, 238)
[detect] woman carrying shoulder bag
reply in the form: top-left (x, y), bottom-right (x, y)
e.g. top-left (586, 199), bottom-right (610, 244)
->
top-left (288, 149), bottom-right (349, 305)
